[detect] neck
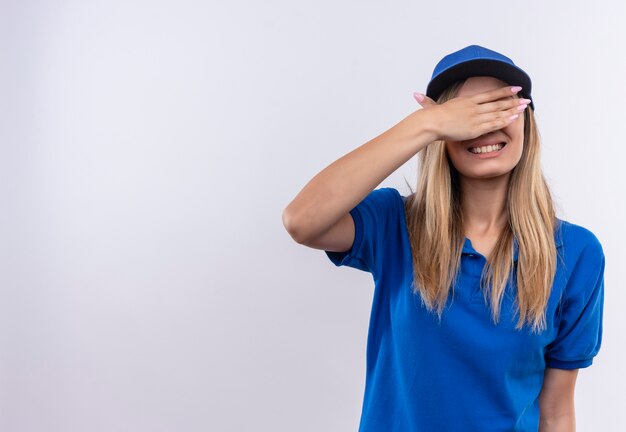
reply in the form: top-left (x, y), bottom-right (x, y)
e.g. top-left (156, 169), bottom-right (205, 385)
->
top-left (460, 173), bottom-right (510, 235)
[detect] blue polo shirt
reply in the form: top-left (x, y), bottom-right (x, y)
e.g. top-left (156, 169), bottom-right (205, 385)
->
top-left (325, 187), bottom-right (605, 431)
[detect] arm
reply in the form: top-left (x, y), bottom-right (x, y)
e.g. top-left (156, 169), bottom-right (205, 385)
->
top-left (282, 108), bottom-right (436, 246)
top-left (282, 86), bottom-right (527, 246)
top-left (538, 367), bottom-right (579, 431)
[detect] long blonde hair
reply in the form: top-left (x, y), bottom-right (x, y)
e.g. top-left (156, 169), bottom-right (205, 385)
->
top-left (404, 80), bottom-right (558, 334)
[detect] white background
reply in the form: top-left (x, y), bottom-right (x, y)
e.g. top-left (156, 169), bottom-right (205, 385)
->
top-left (1, 1), bottom-right (625, 431)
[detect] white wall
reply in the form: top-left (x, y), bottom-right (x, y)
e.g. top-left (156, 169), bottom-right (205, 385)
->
top-left (1, 1), bottom-right (624, 431)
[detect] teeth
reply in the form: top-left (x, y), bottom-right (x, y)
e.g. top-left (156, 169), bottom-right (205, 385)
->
top-left (469, 143), bottom-right (504, 154)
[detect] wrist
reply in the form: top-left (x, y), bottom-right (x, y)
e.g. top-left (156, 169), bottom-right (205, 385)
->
top-left (409, 107), bottom-right (441, 148)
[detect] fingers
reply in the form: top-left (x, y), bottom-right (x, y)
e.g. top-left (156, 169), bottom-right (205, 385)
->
top-left (476, 96), bottom-right (531, 114)
top-left (478, 114), bottom-right (520, 135)
top-left (476, 103), bottom-right (525, 134)
top-left (471, 85), bottom-right (523, 105)
top-left (413, 92), bottom-right (437, 108)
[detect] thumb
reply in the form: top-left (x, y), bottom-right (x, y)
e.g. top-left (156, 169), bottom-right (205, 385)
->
top-left (412, 92), bottom-right (436, 108)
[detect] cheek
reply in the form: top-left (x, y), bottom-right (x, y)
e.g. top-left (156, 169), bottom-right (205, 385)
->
top-left (444, 142), bottom-right (459, 162)
top-left (510, 115), bottom-right (525, 139)
top-left (503, 120), bottom-right (525, 149)
top-left (445, 141), bottom-right (462, 155)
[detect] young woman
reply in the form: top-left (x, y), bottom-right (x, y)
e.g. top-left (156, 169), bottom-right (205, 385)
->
top-left (282, 45), bottom-right (605, 431)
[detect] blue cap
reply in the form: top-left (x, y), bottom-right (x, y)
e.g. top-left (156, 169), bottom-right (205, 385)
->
top-left (426, 45), bottom-right (534, 110)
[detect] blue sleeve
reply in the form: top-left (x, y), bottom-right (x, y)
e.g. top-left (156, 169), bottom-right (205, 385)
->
top-left (544, 239), bottom-right (605, 370)
top-left (324, 187), bottom-right (401, 275)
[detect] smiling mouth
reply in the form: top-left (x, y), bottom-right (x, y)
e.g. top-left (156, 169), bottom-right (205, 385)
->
top-left (468, 142), bottom-right (506, 154)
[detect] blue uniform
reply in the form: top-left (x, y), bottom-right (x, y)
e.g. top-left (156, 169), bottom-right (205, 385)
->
top-left (325, 187), bottom-right (605, 431)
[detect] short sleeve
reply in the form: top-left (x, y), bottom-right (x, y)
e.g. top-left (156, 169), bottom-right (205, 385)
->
top-left (545, 240), bottom-right (605, 370)
top-left (324, 187), bottom-right (402, 275)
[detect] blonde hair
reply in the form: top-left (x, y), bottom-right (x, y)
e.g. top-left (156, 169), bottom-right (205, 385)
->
top-left (404, 80), bottom-right (558, 334)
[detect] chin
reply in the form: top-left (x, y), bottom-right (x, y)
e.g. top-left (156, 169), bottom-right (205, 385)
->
top-left (457, 168), bottom-right (513, 180)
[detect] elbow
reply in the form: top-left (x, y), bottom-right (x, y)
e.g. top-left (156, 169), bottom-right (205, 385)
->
top-left (538, 414), bottom-right (576, 431)
top-left (282, 206), bottom-right (311, 245)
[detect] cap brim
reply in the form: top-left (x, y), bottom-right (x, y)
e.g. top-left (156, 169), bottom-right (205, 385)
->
top-left (426, 59), bottom-right (533, 110)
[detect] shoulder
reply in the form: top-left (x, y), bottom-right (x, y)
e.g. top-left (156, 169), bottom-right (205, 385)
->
top-left (360, 187), bottom-right (405, 211)
top-left (556, 218), bottom-right (605, 282)
top-left (370, 187), bottom-right (404, 201)
top-left (557, 218), bottom-right (604, 259)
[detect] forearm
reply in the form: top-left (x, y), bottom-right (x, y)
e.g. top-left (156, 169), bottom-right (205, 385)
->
top-left (283, 109), bottom-right (436, 242)
top-left (538, 414), bottom-right (576, 432)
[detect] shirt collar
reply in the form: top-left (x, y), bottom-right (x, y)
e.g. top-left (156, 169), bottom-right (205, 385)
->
top-left (463, 223), bottom-right (564, 262)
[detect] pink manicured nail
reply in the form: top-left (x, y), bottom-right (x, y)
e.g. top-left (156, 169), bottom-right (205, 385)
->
top-left (517, 104), bottom-right (528, 111)
top-left (413, 92), bottom-right (425, 102)
top-left (511, 86), bottom-right (522, 93)
top-left (509, 114), bottom-right (520, 120)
